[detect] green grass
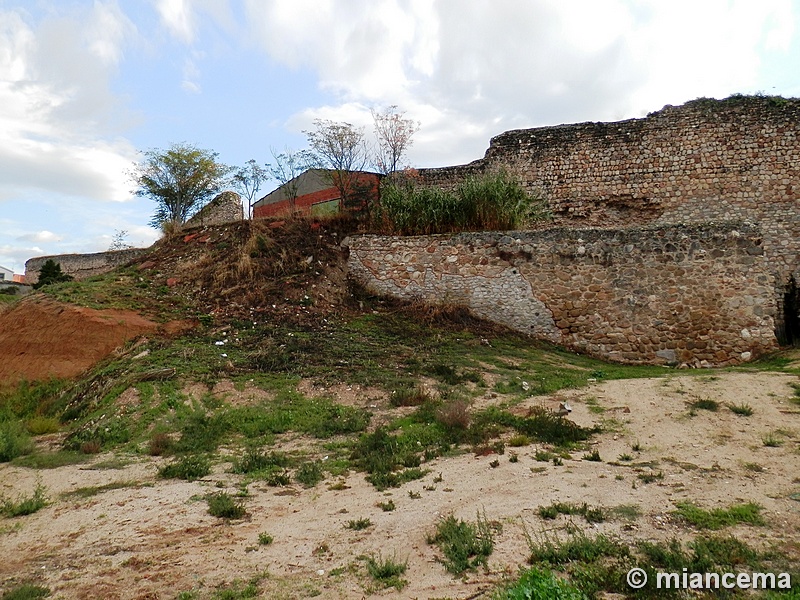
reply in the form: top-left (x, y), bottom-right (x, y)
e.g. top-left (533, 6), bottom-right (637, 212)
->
top-left (158, 454), bottom-right (211, 481)
top-left (294, 460), bottom-right (324, 487)
top-left (672, 501), bottom-right (764, 529)
top-left (206, 492), bottom-right (246, 519)
top-left (537, 502), bottom-right (605, 523)
top-left (62, 481), bottom-right (141, 499)
top-left (364, 554), bottom-right (408, 591)
top-left (0, 584), bottom-right (51, 599)
top-left (12, 451), bottom-right (88, 469)
top-left (346, 517), bottom-right (372, 531)
top-left (727, 402), bottom-right (754, 416)
top-left (494, 567), bottom-right (587, 600)
top-left (257, 532), bottom-right (273, 545)
top-left (427, 511), bottom-right (495, 575)
top-left (1, 484), bottom-right (48, 517)
top-left (0, 420), bottom-right (33, 463)
top-left (689, 398), bottom-right (719, 412)
top-left (527, 530), bottom-right (628, 566)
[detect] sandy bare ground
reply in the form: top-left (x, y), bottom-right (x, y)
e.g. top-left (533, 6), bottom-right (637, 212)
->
top-left (1, 371), bottom-right (799, 599)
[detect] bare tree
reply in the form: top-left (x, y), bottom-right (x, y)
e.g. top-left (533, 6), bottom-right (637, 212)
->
top-left (305, 119), bottom-right (371, 211)
top-left (268, 147), bottom-right (314, 213)
top-left (372, 105), bottom-right (419, 175)
top-left (232, 159), bottom-right (270, 218)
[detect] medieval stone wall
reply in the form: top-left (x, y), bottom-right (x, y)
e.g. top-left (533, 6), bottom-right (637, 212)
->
top-left (344, 223), bottom-right (777, 366)
top-left (414, 96), bottom-right (800, 342)
top-left (185, 191), bottom-right (243, 227)
top-left (25, 248), bottom-right (148, 285)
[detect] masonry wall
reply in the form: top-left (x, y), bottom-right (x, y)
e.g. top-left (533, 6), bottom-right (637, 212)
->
top-left (344, 223), bottom-right (777, 366)
top-left (25, 248), bottom-right (148, 285)
top-left (186, 191), bottom-right (242, 227)
top-left (416, 96), bottom-right (800, 340)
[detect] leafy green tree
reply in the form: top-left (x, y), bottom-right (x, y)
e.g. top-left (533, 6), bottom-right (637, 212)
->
top-left (33, 259), bottom-right (72, 289)
top-left (131, 143), bottom-right (230, 229)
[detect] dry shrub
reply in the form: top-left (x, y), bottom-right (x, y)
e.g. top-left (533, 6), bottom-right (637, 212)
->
top-left (80, 440), bottom-right (102, 454)
top-left (148, 432), bottom-right (173, 456)
top-left (436, 399), bottom-right (471, 432)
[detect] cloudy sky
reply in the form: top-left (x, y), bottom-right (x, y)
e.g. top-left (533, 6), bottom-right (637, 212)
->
top-left (1, 0), bottom-right (798, 274)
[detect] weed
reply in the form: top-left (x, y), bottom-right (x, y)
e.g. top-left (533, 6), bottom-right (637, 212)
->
top-left (537, 502), bottom-right (605, 524)
top-left (507, 434), bottom-right (530, 447)
top-left (158, 454), bottom-right (211, 481)
top-left (364, 553), bottom-right (408, 591)
top-left (25, 417), bottom-right (60, 436)
top-left (689, 398), bottom-right (719, 412)
top-left (526, 529), bottom-right (628, 565)
top-left (265, 470), bottom-right (291, 487)
top-left (509, 452), bottom-right (519, 463)
top-left (630, 440), bottom-right (642, 452)
top-left (408, 490), bottom-right (421, 499)
top-left (490, 459), bottom-right (500, 468)
top-left (390, 386), bottom-right (431, 407)
top-left (552, 456), bottom-right (563, 466)
top-left (534, 450), bottom-right (553, 462)
top-left (346, 517), bottom-right (372, 531)
top-left (436, 399), bottom-right (472, 436)
top-left (12, 451), bottom-right (87, 469)
top-left (209, 577), bottom-right (260, 599)
top-left (378, 499), bottom-right (396, 512)
top-left (1, 483), bottom-right (48, 517)
top-left (743, 462), bottom-right (764, 472)
top-left (0, 584), bottom-right (51, 599)
top-left (232, 449), bottom-right (289, 475)
top-left (0, 420), bottom-right (33, 462)
top-left (258, 532), bottom-right (273, 545)
top-left (672, 501), bottom-right (764, 529)
top-left (62, 481), bottom-right (140, 499)
top-left (617, 453), bottom-right (633, 461)
top-left (79, 441), bottom-right (102, 455)
top-left (728, 402), bottom-right (754, 416)
top-left (762, 432), bottom-right (784, 447)
top-left (609, 504), bottom-right (641, 521)
top-left (427, 511), bottom-right (494, 575)
top-left (582, 449), bottom-right (601, 462)
top-left (295, 461), bottom-right (324, 487)
top-left (494, 567), bottom-right (586, 600)
top-left (148, 432), bottom-right (173, 456)
top-left (206, 492), bottom-right (246, 519)
top-left (636, 470), bottom-right (663, 484)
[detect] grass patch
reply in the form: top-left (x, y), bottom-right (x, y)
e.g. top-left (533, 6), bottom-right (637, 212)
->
top-left (364, 553), bottom-right (408, 591)
top-left (378, 499), bottom-right (396, 512)
top-left (0, 420), bottom-right (33, 463)
top-left (158, 454), bottom-right (211, 481)
top-left (537, 502), bottom-right (605, 523)
top-left (727, 402), bottom-right (754, 416)
top-left (390, 386), bottom-right (431, 407)
top-left (427, 511), bottom-right (495, 575)
top-left (206, 492), bottom-right (246, 519)
top-left (295, 460), bottom-right (324, 487)
top-left (1, 584), bottom-right (51, 599)
top-left (346, 517), bottom-right (372, 531)
top-left (11, 450), bottom-right (88, 469)
top-left (25, 417), bottom-right (60, 435)
top-left (672, 501), bottom-right (764, 529)
top-left (494, 567), bottom-right (586, 600)
top-left (527, 529), bottom-right (628, 566)
top-left (1, 483), bottom-right (48, 517)
top-left (258, 532), bottom-right (273, 545)
top-left (582, 448), bottom-right (601, 462)
top-left (62, 481), bottom-right (140, 499)
top-left (762, 432), bottom-right (784, 447)
top-left (689, 398), bottom-right (719, 412)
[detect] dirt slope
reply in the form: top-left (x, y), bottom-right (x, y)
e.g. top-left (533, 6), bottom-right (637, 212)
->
top-left (0, 297), bottom-right (160, 384)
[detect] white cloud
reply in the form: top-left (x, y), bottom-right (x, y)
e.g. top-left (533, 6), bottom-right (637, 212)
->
top-left (155, 0), bottom-right (195, 43)
top-left (17, 231), bottom-right (63, 243)
top-left (0, 5), bottom-right (138, 203)
top-left (245, 0), bottom-right (797, 166)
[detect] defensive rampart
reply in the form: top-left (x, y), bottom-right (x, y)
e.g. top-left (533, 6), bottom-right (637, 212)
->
top-left (344, 223), bottom-right (777, 366)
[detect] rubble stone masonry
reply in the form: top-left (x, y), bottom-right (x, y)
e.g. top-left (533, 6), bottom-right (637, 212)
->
top-left (344, 223), bottom-right (777, 366)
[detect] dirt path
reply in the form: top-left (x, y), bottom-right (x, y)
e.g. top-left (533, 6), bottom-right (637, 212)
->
top-left (1, 371), bottom-right (799, 598)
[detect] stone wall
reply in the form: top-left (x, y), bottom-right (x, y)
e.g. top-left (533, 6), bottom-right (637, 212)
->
top-left (344, 223), bottom-right (778, 366)
top-left (25, 248), bottom-right (148, 285)
top-left (185, 191), bottom-right (243, 227)
top-left (415, 96), bottom-right (800, 340)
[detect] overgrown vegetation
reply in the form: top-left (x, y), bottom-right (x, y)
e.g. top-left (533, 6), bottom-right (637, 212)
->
top-left (427, 511), bottom-right (495, 575)
top-left (672, 501), bottom-right (764, 530)
top-left (364, 553), bottom-right (408, 591)
top-left (0, 483), bottom-right (47, 517)
top-left (374, 168), bottom-right (550, 235)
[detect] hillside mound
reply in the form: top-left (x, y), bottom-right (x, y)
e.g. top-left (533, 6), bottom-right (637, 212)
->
top-left (0, 297), bottom-right (160, 384)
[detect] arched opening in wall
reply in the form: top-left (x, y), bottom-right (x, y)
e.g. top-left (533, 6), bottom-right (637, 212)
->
top-left (779, 275), bottom-right (800, 346)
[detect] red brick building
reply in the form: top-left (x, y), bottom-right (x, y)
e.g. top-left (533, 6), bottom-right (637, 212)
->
top-left (252, 169), bottom-right (381, 218)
